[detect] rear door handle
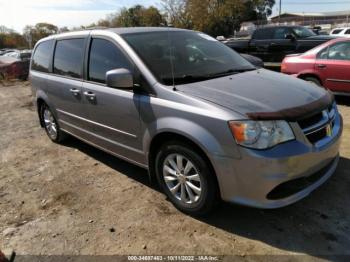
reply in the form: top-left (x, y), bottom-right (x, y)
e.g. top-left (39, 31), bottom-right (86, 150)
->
top-left (83, 91), bottom-right (96, 101)
top-left (317, 64), bottom-right (327, 69)
top-left (69, 88), bottom-right (80, 96)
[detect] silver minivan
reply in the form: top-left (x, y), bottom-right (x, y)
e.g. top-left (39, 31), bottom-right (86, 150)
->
top-left (30, 28), bottom-right (343, 215)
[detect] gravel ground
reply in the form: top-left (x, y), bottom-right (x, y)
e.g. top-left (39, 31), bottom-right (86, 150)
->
top-left (0, 81), bottom-right (349, 259)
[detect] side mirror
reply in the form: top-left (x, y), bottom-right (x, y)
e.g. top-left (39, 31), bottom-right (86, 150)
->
top-left (285, 34), bottom-right (295, 41)
top-left (106, 68), bottom-right (133, 89)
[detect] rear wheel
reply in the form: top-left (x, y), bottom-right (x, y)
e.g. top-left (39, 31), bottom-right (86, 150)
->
top-left (40, 103), bottom-right (67, 143)
top-left (155, 141), bottom-right (218, 216)
top-left (304, 76), bottom-right (322, 87)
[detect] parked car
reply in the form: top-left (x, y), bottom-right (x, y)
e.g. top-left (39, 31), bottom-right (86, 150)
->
top-left (30, 28), bottom-right (342, 215)
top-left (0, 55), bottom-right (30, 80)
top-left (224, 25), bottom-right (336, 62)
top-left (4, 50), bottom-right (32, 60)
top-left (330, 27), bottom-right (350, 38)
top-left (281, 38), bottom-right (350, 95)
top-left (0, 49), bottom-right (17, 56)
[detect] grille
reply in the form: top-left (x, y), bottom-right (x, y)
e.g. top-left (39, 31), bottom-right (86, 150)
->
top-left (297, 103), bottom-right (336, 144)
top-left (298, 112), bottom-right (323, 129)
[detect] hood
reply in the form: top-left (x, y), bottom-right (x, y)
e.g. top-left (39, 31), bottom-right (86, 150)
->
top-left (176, 69), bottom-right (333, 121)
top-left (0, 56), bottom-right (18, 65)
top-left (305, 35), bottom-right (336, 40)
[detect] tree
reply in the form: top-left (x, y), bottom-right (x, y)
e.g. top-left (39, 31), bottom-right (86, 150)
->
top-left (107, 5), bottom-right (166, 27)
top-left (252, 0), bottom-right (275, 20)
top-left (161, 0), bottom-right (275, 37)
top-left (0, 31), bottom-right (27, 49)
top-left (58, 26), bottom-right (70, 33)
top-left (161, 0), bottom-right (191, 28)
top-left (23, 22), bottom-right (58, 48)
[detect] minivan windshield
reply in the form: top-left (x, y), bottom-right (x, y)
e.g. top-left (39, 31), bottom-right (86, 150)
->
top-left (122, 31), bottom-right (255, 85)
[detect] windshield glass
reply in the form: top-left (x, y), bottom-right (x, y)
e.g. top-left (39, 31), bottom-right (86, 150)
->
top-left (122, 30), bottom-right (255, 85)
top-left (293, 27), bottom-right (316, 38)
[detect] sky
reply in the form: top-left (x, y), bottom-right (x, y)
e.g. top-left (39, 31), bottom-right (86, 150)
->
top-left (271, 0), bottom-right (350, 17)
top-left (0, 0), bottom-right (349, 33)
top-left (0, 0), bottom-right (160, 33)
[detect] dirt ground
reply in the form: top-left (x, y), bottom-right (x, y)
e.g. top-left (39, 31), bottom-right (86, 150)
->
top-left (0, 81), bottom-right (349, 259)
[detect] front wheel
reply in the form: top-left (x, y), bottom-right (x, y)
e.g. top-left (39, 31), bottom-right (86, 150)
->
top-left (155, 141), bottom-right (218, 216)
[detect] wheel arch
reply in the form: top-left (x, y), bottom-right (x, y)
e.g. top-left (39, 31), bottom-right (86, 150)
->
top-left (298, 73), bottom-right (323, 85)
top-left (147, 131), bottom-right (221, 198)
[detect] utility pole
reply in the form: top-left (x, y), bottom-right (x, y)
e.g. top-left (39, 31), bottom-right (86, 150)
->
top-left (279, 0), bottom-right (282, 24)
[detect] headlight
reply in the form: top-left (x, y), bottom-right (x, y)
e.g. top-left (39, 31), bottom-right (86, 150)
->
top-left (228, 120), bottom-right (295, 149)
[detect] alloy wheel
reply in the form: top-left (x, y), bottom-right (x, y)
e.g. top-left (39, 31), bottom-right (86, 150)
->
top-left (43, 108), bottom-right (58, 140)
top-left (162, 153), bottom-right (202, 204)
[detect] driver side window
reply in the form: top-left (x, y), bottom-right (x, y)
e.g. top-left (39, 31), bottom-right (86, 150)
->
top-left (88, 38), bottom-right (132, 84)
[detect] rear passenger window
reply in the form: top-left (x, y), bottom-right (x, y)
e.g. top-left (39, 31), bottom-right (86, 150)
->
top-left (32, 40), bottom-right (54, 72)
top-left (53, 39), bottom-right (85, 79)
top-left (331, 29), bottom-right (343, 35)
top-left (252, 28), bottom-right (273, 40)
top-left (88, 38), bottom-right (131, 84)
top-left (345, 29), bottom-right (350, 35)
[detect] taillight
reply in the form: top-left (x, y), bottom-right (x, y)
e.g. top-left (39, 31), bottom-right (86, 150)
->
top-left (281, 62), bottom-right (287, 72)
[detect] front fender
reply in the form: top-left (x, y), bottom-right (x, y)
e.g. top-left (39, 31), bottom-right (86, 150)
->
top-left (143, 116), bottom-right (241, 159)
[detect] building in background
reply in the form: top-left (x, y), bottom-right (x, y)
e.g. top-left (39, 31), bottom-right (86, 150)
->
top-left (270, 10), bottom-right (350, 27)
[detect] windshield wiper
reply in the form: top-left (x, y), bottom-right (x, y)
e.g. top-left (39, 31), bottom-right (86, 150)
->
top-left (162, 74), bottom-right (212, 85)
top-left (162, 68), bottom-right (256, 85)
top-left (208, 68), bottom-right (256, 78)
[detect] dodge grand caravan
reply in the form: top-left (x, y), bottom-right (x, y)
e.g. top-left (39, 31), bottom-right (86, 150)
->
top-left (30, 28), bottom-right (343, 215)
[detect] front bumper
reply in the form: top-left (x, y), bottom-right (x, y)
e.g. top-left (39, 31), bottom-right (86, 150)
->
top-left (213, 112), bottom-right (343, 208)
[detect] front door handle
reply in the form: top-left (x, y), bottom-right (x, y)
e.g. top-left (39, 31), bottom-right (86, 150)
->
top-left (83, 91), bottom-right (96, 101)
top-left (317, 64), bottom-right (327, 69)
top-left (69, 88), bottom-right (80, 96)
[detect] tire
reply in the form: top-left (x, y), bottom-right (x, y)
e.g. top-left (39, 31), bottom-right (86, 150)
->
top-left (40, 103), bottom-right (67, 143)
top-left (304, 76), bottom-right (322, 87)
top-left (155, 141), bottom-right (219, 216)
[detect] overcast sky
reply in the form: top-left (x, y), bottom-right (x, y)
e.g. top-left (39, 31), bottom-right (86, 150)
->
top-left (0, 0), bottom-right (349, 33)
top-left (0, 0), bottom-right (160, 33)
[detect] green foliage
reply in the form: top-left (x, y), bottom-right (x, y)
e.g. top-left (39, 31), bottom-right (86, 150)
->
top-left (162, 0), bottom-right (275, 36)
top-left (23, 23), bottom-right (58, 48)
top-left (0, 1), bottom-right (275, 48)
top-left (96, 5), bottom-right (167, 28)
top-left (0, 26), bottom-right (27, 49)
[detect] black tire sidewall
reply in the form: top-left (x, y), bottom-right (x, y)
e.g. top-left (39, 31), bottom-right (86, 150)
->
top-left (40, 103), bottom-right (64, 143)
top-left (155, 142), bottom-right (217, 215)
top-left (305, 77), bottom-right (321, 87)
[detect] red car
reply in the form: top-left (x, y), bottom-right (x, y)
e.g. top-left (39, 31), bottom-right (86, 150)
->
top-left (281, 38), bottom-right (350, 95)
top-left (0, 56), bottom-right (29, 81)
